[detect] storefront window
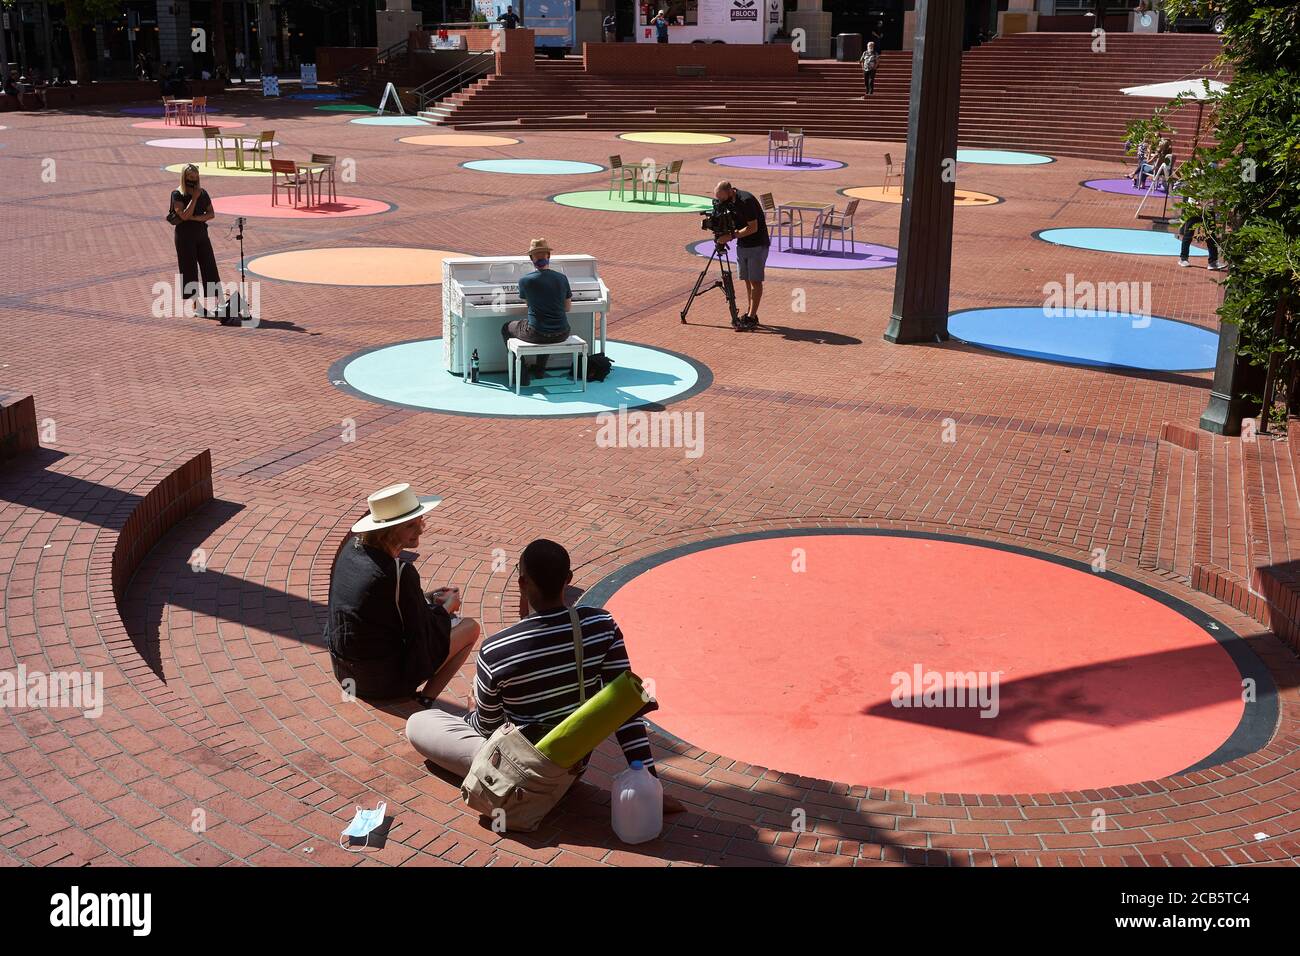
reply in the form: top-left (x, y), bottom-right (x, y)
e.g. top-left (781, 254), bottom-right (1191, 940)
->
top-left (640, 1), bottom-right (698, 26)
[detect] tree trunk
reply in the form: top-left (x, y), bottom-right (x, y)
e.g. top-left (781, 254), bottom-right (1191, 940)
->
top-left (211, 0), bottom-right (228, 76)
top-left (68, 22), bottom-right (91, 84)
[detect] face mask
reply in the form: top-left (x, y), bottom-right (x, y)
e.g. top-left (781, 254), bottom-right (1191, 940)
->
top-left (534, 257), bottom-right (550, 268)
top-left (339, 801), bottom-right (387, 850)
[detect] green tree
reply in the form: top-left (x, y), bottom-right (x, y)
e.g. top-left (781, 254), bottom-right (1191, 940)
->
top-left (63, 0), bottom-right (123, 84)
top-left (1130, 1), bottom-right (1300, 433)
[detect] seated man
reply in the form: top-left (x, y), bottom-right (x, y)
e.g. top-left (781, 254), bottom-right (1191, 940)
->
top-left (500, 237), bottom-right (571, 386)
top-left (406, 539), bottom-right (659, 782)
top-left (325, 483), bottom-right (480, 706)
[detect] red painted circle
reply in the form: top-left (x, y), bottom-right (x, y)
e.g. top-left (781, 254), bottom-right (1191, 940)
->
top-left (604, 535), bottom-right (1247, 793)
top-left (210, 194), bottom-right (392, 220)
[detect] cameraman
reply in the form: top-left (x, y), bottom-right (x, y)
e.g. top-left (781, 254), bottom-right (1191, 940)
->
top-left (713, 180), bottom-right (767, 330)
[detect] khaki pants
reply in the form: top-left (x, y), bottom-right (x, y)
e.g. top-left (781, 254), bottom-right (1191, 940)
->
top-left (406, 708), bottom-right (488, 778)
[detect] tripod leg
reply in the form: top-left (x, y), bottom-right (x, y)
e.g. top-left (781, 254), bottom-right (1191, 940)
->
top-left (680, 246), bottom-right (722, 324)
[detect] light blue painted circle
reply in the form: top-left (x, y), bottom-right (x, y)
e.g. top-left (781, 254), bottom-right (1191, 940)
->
top-left (341, 339), bottom-right (703, 417)
top-left (348, 115), bottom-right (432, 126)
top-left (463, 159), bottom-right (604, 175)
top-left (949, 307), bottom-right (1218, 371)
top-left (1038, 227), bottom-right (1206, 257)
top-left (956, 149), bottom-right (1053, 165)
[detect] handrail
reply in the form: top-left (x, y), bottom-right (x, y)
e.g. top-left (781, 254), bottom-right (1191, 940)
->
top-left (336, 38), bottom-right (410, 92)
top-left (414, 48), bottom-right (496, 113)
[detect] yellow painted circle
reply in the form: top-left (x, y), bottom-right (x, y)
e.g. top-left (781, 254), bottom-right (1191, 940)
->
top-left (399, 133), bottom-right (522, 147)
top-left (164, 161), bottom-right (270, 178)
top-left (619, 131), bottom-right (733, 145)
top-left (843, 185), bottom-right (1001, 207)
top-left (247, 247), bottom-right (464, 287)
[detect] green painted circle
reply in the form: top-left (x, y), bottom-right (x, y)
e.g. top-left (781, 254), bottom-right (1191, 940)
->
top-left (551, 190), bottom-right (713, 213)
top-left (314, 103), bottom-right (377, 113)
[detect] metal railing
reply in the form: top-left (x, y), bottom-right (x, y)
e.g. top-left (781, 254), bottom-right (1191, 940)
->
top-left (413, 48), bottom-right (496, 114)
top-left (336, 38), bottom-right (411, 94)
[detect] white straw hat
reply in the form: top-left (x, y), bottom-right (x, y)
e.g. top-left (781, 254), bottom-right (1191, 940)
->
top-left (350, 483), bottom-right (442, 534)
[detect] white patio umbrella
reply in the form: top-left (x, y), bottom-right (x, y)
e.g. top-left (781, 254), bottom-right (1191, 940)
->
top-left (1121, 77), bottom-right (1228, 220)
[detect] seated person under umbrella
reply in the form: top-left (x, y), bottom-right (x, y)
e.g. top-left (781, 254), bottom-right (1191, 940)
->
top-left (500, 237), bottom-right (571, 387)
top-left (326, 483), bottom-right (480, 707)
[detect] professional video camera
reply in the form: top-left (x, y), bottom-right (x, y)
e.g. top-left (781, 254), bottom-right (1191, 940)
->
top-left (699, 204), bottom-right (737, 241)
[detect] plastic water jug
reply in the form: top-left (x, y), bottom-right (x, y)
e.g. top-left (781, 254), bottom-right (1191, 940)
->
top-left (611, 760), bottom-right (662, 844)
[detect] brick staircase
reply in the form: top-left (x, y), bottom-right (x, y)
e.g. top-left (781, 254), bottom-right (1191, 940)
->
top-left (440, 32), bottom-right (1225, 162)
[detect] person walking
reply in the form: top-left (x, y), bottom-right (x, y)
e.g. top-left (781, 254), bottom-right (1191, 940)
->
top-left (603, 11), bottom-right (617, 43)
top-left (860, 41), bottom-right (879, 97)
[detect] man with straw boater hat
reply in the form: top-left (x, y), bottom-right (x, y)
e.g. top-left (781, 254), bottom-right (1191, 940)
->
top-left (325, 484), bottom-right (479, 706)
top-left (501, 237), bottom-right (572, 386)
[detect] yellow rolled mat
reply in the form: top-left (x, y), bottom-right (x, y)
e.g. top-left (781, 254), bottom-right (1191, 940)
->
top-left (535, 671), bottom-right (652, 769)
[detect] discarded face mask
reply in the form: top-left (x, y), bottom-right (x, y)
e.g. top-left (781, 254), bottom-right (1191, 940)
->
top-left (339, 801), bottom-right (387, 850)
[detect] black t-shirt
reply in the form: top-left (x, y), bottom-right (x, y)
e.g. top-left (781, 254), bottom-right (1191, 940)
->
top-left (499, 12), bottom-right (520, 28)
top-left (730, 189), bottom-right (769, 248)
top-left (171, 188), bottom-right (212, 230)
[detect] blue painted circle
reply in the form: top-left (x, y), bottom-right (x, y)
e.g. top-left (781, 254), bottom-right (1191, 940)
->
top-left (1037, 227), bottom-right (1206, 257)
top-left (949, 307), bottom-right (1218, 371)
top-left (337, 339), bottom-right (706, 417)
top-left (288, 92), bottom-right (351, 101)
top-left (463, 159), bottom-right (604, 175)
top-left (956, 149), bottom-right (1053, 165)
top-left (348, 115), bottom-right (432, 126)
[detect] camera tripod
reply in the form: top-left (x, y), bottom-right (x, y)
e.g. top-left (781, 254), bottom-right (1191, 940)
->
top-left (221, 216), bottom-right (257, 327)
top-left (680, 238), bottom-right (746, 328)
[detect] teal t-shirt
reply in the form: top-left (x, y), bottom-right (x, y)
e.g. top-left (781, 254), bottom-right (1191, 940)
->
top-left (518, 268), bottom-right (571, 336)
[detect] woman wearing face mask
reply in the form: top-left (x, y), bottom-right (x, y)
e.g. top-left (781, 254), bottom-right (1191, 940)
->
top-left (169, 164), bottom-right (224, 319)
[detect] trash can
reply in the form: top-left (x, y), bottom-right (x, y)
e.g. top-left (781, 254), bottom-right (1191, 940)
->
top-left (835, 33), bottom-right (862, 62)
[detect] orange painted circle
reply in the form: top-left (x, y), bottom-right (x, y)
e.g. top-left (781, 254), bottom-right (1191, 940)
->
top-left (399, 133), bottom-right (522, 147)
top-left (247, 247), bottom-right (463, 286)
top-left (844, 185), bottom-right (1001, 206)
top-left (601, 533), bottom-right (1251, 793)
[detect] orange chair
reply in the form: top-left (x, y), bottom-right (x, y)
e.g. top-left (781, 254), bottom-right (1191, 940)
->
top-left (309, 153), bottom-right (338, 203)
top-left (883, 152), bottom-right (905, 193)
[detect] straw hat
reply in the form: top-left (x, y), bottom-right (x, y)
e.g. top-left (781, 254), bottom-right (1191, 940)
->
top-left (527, 237), bottom-right (552, 257)
top-left (350, 483), bottom-right (442, 534)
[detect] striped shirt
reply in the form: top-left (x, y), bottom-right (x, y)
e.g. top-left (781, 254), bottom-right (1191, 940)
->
top-left (467, 605), bottom-right (654, 769)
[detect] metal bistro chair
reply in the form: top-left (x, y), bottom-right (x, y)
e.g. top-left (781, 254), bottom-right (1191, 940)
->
top-left (785, 127), bottom-right (805, 164)
top-left (883, 152), bottom-right (904, 193)
top-left (202, 126), bottom-right (230, 167)
top-left (651, 159), bottom-right (683, 204)
top-left (191, 95), bottom-right (208, 126)
top-left (162, 96), bottom-right (180, 125)
top-left (248, 130), bottom-right (276, 171)
top-left (310, 153), bottom-right (338, 203)
top-left (814, 199), bottom-right (860, 255)
top-left (760, 192), bottom-right (796, 247)
top-left (270, 158), bottom-right (310, 207)
top-left (607, 155), bottom-right (638, 200)
top-left (767, 129), bottom-right (797, 165)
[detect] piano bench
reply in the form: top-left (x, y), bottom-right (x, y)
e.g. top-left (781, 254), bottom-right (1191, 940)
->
top-left (506, 335), bottom-right (590, 395)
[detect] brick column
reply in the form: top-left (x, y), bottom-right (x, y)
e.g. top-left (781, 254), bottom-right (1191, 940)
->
top-left (495, 28), bottom-right (535, 75)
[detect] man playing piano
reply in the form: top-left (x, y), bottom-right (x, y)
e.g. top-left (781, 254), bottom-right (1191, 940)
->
top-left (501, 238), bottom-right (572, 386)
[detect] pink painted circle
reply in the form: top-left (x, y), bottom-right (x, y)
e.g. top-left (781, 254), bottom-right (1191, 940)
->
top-left (210, 194), bottom-right (394, 220)
top-left (602, 533), bottom-right (1252, 794)
top-left (132, 118), bottom-right (248, 130)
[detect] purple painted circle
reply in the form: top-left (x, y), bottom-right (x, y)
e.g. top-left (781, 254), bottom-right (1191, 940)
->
top-left (1083, 177), bottom-right (1180, 198)
top-left (710, 154), bottom-right (846, 172)
top-left (121, 105), bottom-right (166, 116)
top-left (690, 237), bottom-right (897, 271)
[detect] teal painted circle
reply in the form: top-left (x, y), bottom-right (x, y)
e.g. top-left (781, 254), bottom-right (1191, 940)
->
top-left (1037, 227), bottom-right (1206, 257)
top-left (949, 307), bottom-right (1218, 372)
top-left (463, 159), bottom-right (604, 175)
top-left (349, 115), bottom-right (432, 126)
top-left (956, 149), bottom-right (1054, 165)
top-left (337, 339), bottom-right (706, 417)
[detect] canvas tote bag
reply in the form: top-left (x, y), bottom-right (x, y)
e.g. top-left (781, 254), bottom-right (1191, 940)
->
top-left (459, 608), bottom-right (588, 832)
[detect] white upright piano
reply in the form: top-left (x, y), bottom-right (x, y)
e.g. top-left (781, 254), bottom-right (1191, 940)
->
top-left (441, 255), bottom-right (610, 375)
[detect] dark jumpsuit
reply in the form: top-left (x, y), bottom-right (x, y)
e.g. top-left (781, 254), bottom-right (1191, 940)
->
top-left (171, 188), bottom-right (221, 304)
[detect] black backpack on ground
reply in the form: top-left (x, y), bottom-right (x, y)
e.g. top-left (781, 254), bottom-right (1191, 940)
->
top-left (588, 352), bottom-right (613, 382)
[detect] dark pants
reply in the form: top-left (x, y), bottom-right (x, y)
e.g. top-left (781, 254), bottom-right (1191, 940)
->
top-left (502, 319), bottom-right (569, 373)
top-left (1180, 221), bottom-right (1218, 263)
top-left (863, 71), bottom-right (875, 94)
top-left (657, 36), bottom-right (668, 44)
top-left (175, 225), bottom-right (221, 306)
